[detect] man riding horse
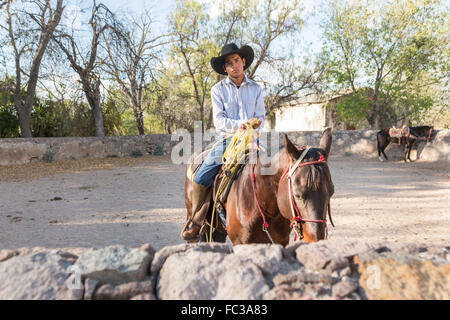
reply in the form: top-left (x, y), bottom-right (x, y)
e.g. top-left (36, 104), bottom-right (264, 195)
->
top-left (181, 43), bottom-right (265, 241)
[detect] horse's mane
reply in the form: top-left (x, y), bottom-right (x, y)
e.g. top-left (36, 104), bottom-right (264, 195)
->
top-left (301, 148), bottom-right (333, 194)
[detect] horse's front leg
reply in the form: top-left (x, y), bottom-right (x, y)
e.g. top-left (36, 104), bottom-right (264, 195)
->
top-left (408, 140), bottom-right (416, 162)
top-left (405, 141), bottom-right (414, 162)
top-left (403, 144), bottom-right (409, 162)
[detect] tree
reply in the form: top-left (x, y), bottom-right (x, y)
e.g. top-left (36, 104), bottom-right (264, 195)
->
top-left (261, 58), bottom-right (328, 127)
top-left (102, 10), bottom-right (167, 135)
top-left (169, 0), bottom-right (218, 132)
top-left (0, 76), bottom-right (19, 137)
top-left (1, 0), bottom-right (64, 137)
top-left (145, 67), bottom-right (198, 133)
top-left (244, 0), bottom-right (303, 80)
top-left (168, 0), bottom-right (313, 131)
top-left (322, 0), bottom-right (448, 129)
top-left (52, 1), bottom-right (113, 137)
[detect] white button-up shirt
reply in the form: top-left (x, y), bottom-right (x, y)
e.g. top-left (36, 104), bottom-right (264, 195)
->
top-left (211, 75), bottom-right (265, 135)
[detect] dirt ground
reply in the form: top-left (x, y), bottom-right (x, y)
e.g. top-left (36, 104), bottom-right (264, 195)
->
top-left (0, 155), bottom-right (449, 251)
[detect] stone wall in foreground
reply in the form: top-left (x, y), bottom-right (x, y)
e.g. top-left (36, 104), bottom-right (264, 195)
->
top-left (0, 240), bottom-right (448, 300)
top-left (0, 130), bottom-right (449, 166)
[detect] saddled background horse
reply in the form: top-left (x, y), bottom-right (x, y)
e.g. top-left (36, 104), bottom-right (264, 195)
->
top-left (377, 126), bottom-right (434, 162)
top-left (183, 128), bottom-right (335, 245)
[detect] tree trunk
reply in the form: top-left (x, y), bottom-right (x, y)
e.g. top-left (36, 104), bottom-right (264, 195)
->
top-left (133, 107), bottom-right (145, 135)
top-left (89, 98), bottom-right (105, 137)
top-left (82, 78), bottom-right (105, 137)
top-left (374, 108), bottom-right (381, 130)
top-left (87, 95), bottom-right (105, 137)
top-left (10, 0), bottom-right (64, 137)
top-left (17, 104), bottom-right (32, 137)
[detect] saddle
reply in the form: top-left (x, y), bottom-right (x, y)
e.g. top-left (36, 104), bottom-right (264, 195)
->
top-left (389, 126), bottom-right (410, 139)
top-left (187, 141), bottom-right (261, 227)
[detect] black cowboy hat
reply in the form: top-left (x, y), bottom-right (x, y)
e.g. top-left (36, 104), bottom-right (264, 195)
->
top-left (210, 43), bottom-right (254, 75)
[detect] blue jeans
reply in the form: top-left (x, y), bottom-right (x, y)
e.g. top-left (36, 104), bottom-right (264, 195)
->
top-left (194, 137), bottom-right (231, 188)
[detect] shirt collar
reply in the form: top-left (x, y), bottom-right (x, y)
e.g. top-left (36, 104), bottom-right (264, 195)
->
top-left (225, 75), bottom-right (252, 87)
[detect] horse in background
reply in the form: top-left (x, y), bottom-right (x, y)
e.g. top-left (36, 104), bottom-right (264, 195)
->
top-left (377, 126), bottom-right (434, 162)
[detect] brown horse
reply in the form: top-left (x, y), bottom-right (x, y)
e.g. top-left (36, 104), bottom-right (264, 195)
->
top-left (377, 126), bottom-right (434, 162)
top-left (183, 128), bottom-right (335, 245)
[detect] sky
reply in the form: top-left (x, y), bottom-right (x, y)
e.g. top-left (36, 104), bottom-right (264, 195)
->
top-left (0, 0), bottom-right (327, 96)
top-left (96, 0), bottom-right (325, 56)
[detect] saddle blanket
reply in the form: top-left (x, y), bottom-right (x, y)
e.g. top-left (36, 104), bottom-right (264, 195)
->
top-left (389, 127), bottom-right (410, 138)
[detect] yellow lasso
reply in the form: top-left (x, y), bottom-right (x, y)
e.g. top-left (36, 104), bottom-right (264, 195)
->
top-left (207, 119), bottom-right (260, 242)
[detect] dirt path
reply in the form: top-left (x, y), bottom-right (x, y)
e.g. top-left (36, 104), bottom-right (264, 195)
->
top-left (0, 155), bottom-right (449, 251)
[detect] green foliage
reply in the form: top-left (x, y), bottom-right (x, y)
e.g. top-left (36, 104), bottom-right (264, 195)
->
top-left (152, 144), bottom-right (163, 156)
top-left (0, 77), bottom-right (19, 138)
top-left (321, 0), bottom-right (448, 128)
top-left (31, 97), bottom-right (71, 137)
top-left (0, 104), bottom-right (19, 138)
top-left (131, 149), bottom-right (143, 157)
top-left (103, 88), bottom-right (127, 136)
top-left (330, 90), bottom-right (371, 128)
top-left (42, 148), bottom-right (55, 163)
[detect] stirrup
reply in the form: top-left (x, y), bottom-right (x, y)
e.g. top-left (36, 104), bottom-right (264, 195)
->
top-left (216, 203), bottom-right (227, 227)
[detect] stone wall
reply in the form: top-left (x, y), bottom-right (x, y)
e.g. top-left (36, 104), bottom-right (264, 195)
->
top-left (0, 240), bottom-right (448, 300)
top-left (0, 130), bottom-right (449, 166)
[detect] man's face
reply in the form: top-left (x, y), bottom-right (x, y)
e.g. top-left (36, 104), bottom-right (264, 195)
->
top-left (224, 53), bottom-right (246, 78)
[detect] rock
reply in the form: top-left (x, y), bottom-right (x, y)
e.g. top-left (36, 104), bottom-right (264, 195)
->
top-left (325, 256), bottom-right (349, 273)
top-left (295, 240), bottom-right (382, 270)
top-left (273, 270), bottom-right (334, 287)
top-left (264, 286), bottom-right (314, 300)
top-left (83, 278), bottom-right (99, 300)
top-left (2, 241), bottom-right (447, 301)
top-left (74, 245), bottom-right (151, 285)
top-left (215, 255), bottom-right (271, 300)
top-left (55, 250), bottom-right (79, 264)
top-left (281, 241), bottom-right (308, 259)
top-left (0, 252), bottom-right (72, 300)
top-left (264, 283), bottom-right (334, 300)
top-left (54, 282), bottom-right (84, 300)
top-left (130, 292), bottom-right (157, 300)
top-left (331, 276), bottom-right (359, 298)
top-left (156, 247), bottom-right (269, 300)
top-left (0, 249), bottom-right (19, 262)
top-left (356, 250), bottom-right (450, 300)
top-left (139, 243), bottom-right (156, 258)
top-left (94, 280), bottom-right (154, 300)
top-left (423, 245), bottom-right (449, 260)
top-left (150, 243), bottom-right (232, 275)
top-left (93, 284), bottom-right (114, 300)
top-left (338, 266), bottom-right (352, 277)
top-left (233, 244), bottom-right (284, 274)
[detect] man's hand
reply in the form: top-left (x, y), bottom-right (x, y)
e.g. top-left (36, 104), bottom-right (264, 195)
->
top-left (249, 118), bottom-right (262, 129)
top-left (239, 118), bottom-right (262, 132)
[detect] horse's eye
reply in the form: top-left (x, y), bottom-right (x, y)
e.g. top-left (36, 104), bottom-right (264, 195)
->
top-left (294, 192), bottom-right (306, 199)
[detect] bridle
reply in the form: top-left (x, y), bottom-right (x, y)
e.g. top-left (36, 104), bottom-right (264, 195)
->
top-left (280, 147), bottom-right (335, 241)
top-left (250, 146), bottom-right (334, 243)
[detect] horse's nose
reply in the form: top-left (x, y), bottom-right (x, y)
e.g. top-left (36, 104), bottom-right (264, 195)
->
top-left (305, 222), bottom-right (326, 242)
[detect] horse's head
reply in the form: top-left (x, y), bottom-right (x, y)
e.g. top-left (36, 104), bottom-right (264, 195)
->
top-left (278, 128), bottom-right (335, 243)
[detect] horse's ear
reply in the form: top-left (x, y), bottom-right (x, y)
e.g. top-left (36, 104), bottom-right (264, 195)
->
top-left (284, 134), bottom-right (300, 160)
top-left (319, 128), bottom-right (332, 160)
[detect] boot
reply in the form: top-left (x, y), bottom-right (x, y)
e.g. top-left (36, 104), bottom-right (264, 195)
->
top-left (181, 182), bottom-right (211, 241)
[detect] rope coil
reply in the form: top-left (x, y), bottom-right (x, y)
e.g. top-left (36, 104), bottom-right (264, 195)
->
top-left (208, 119), bottom-right (261, 242)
